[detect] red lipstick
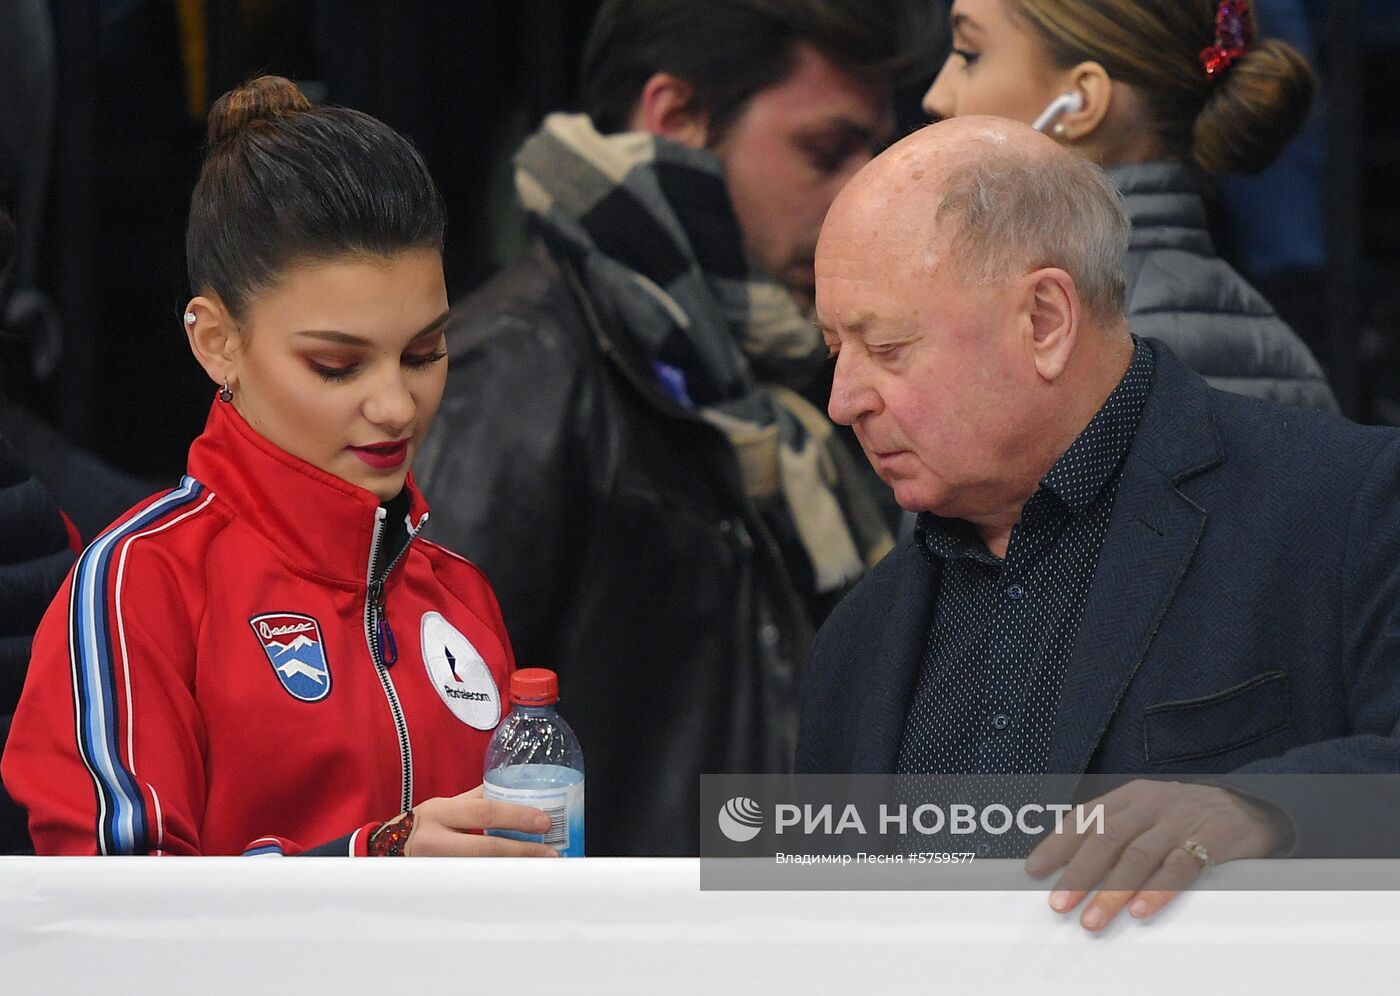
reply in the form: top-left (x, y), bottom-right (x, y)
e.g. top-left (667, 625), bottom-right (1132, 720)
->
top-left (349, 440), bottom-right (409, 469)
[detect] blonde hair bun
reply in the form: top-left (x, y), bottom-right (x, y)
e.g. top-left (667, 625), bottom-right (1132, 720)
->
top-left (1193, 38), bottom-right (1315, 176)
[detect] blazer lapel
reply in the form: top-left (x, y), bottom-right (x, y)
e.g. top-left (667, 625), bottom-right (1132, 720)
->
top-left (850, 543), bottom-right (938, 772)
top-left (1046, 342), bottom-right (1221, 773)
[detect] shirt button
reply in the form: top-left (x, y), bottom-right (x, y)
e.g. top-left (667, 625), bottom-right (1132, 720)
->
top-left (1006, 583), bottom-right (1025, 600)
top-left (977, 843), bottom-right (991, 857)
top-left (991, 713), bottom-right (1011, 731)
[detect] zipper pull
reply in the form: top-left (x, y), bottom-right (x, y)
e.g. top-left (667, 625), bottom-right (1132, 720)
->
top-left (371, 579), bottom-right (399, 668)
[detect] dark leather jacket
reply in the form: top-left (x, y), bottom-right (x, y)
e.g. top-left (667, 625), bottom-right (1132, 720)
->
top-left (415, 236), bottom-right (815, 856)
top-left (1110, 161), bottom-right (1337, 412)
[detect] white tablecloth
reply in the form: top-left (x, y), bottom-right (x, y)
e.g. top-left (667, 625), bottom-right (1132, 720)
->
top-left (1, 857), bottom-right (1397, 994)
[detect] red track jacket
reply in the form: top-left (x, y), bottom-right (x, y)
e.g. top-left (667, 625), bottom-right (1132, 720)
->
top-left (1, 399), bottom-right (514, 855)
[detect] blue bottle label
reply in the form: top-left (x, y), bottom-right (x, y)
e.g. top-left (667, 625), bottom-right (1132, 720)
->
top-left (483, 764), bottom-right (585, 857)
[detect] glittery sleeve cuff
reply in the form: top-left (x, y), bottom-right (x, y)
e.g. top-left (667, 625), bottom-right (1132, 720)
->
top-left (367, 811), bottom-right (415, 857)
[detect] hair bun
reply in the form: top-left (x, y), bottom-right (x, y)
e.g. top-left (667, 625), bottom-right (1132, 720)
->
top-left (206, 75), bottom-right (313, 147)
top-left (1192, 39), bottom-right (1315, 176)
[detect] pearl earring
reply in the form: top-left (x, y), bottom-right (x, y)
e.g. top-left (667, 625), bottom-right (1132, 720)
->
top-left (1052, 122), bottom-right (1068, 138)
top-left (184, 312), bottom-right (197, 326)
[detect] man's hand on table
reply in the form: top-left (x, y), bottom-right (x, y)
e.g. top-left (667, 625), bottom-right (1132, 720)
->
top-left (1024, 780), bottom-right (1287, 932)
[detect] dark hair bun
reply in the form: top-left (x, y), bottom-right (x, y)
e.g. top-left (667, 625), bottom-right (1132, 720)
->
top-left (1193, 39), bottom-right (1315, 176)
top-left (188, 75), bottom-right (444, 320)
top-left (206, 75), bottom-right (313, 147)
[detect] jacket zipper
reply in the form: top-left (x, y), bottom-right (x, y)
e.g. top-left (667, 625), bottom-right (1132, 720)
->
top-left (363, 506), bottom-right (430, 816)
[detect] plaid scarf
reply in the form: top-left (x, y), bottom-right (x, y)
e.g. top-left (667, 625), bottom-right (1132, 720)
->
top-left (517, 113), bottom-right (891, 594)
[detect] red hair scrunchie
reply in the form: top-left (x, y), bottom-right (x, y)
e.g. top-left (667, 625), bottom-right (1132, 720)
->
top-left (1199, 0), bottom-right (1254, 80)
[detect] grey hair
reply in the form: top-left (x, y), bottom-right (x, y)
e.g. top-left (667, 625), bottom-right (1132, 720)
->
top-left (933, 135), bottom-right (1131, 323)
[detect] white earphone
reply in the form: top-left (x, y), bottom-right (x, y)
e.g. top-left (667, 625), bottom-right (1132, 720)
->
top-left (1031, 91), bottom-right (1084, 134)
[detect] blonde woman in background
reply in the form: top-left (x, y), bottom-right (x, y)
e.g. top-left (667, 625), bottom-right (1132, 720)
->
top-left (924, 0), bottom-right (1337, 411)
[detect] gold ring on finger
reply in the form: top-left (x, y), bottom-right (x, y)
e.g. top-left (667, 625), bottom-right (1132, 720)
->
top-left (1180, 839), bottom-right (1213, 870)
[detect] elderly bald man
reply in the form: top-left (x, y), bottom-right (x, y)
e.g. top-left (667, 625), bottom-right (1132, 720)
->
top-left (798, 117), bottom-right (1400, 929)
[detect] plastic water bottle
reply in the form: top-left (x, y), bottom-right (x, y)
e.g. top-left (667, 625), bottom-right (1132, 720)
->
top-left (482, 668), bottom-right (584, 856)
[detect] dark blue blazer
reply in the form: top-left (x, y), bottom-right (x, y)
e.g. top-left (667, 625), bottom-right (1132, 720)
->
top-left (797, 341), bottom-right (1400, 784)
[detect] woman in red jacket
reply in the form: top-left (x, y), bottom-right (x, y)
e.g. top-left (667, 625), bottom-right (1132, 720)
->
top-left (1, 77), bottom-right (554, 858)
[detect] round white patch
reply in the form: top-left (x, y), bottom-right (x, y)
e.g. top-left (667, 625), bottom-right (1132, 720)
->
top-left (420, 611), bottom-right (502, 730)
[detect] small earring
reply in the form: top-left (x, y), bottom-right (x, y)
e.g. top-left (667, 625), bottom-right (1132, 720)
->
top-left (1052, 122), bottom-right (1068, 138)
top-left (184, 311), bottom-right (197, 326)
top-left (219, 378), bottom-right (233, 403)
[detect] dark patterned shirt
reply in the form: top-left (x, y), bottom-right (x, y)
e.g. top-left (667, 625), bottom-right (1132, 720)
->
top-left (896, 339), bottom-right (1155, 775)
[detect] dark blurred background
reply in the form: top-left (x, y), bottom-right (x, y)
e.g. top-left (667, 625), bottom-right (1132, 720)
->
top-left (1, 0), bottom-right (1397, 484)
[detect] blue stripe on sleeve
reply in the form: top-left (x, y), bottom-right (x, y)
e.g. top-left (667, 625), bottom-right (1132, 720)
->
top-left (68, 477), bottom-right (207, 855)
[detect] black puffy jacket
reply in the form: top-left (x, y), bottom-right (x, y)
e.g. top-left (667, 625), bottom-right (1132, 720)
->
top-left (1110, 161), bottom-right (1337, 412)
top-left (415, 236), bottom-right (828, 856)
top-left (0, 429), bottom-right (73, 853)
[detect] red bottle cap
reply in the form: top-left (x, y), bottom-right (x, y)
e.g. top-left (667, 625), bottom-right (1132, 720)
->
top-left (509, 668), bottom-right (559, 706)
